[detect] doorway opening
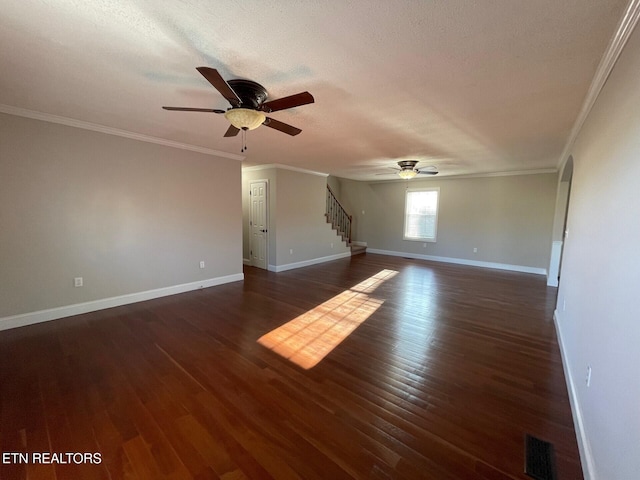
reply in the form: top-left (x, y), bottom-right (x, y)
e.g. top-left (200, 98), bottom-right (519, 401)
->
top-left (548, 156), bottom-right (573, 286)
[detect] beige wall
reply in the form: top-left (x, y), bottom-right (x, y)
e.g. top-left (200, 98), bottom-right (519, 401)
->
top-left (275, 169), bottom-right (349, 266)
top-left (326, 175), bottom-right (341, 198)
top-left (0, 113), bottom-right (243, 320)
top-left (336, 173), bottom-right (556, 270)
top-left (242, 167), bottom-right (350, 270)
top-left (555, 21), bottom-right (640, 480)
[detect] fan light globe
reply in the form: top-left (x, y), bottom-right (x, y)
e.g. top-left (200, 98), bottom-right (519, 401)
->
top-left (224, 108), bottom-right (266, 130)
top-left (398, 169), bottom-right (418, 179)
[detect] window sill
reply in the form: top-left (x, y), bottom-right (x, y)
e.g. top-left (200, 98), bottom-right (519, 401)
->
top-left (403, 237), bottom-right (437, 243)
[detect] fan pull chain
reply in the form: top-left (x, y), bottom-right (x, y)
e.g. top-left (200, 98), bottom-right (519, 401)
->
top-left (241, 129), bottom-right (248, 153)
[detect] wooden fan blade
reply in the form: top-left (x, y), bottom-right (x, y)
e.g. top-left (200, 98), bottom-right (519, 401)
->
top-left (260, 92), bottom-right (314, 113)
top-left (196, 67), bottom-right (241, 107)
top-left (263, 117), bottom-right (302, 136)
top-left (224, 125), bottom-right (240, 137)
top-left (163, 106), bottom-right (225, 113)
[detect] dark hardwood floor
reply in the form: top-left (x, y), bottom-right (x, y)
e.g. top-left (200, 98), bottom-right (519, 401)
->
top-left (0, 254), bottom-right (582, 479)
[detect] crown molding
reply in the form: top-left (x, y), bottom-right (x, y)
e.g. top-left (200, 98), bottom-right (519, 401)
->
top-left (242, 163), bottom-right (329, 177)
top-left (557, 0), bottom-right (640, 168)
top-left (0, 104), bottom-right (245, 161)
top-left (445, 168), bottom-right (558, 179)
top-left (368, 167), bottom-right (557, 183)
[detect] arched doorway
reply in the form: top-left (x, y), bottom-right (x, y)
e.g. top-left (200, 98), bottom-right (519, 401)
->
top-left (547, 156), bottom-right (573, 286)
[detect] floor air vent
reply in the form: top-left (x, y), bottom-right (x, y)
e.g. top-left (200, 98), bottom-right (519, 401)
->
top-left (525, 434), bottom-right (558, 480)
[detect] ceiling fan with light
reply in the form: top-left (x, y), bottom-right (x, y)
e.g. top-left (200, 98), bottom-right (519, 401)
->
top-left (383, 160), bottom-right (439, 179)
top-left (162, 67), bottom-right (314, 150)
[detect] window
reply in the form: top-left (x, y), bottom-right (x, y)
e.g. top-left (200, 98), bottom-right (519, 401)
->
top-left (404, 187), bottom-right (440, 242)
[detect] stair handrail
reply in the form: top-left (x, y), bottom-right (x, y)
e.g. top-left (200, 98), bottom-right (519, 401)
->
top-left (326, 185), bottom-right (352, 245)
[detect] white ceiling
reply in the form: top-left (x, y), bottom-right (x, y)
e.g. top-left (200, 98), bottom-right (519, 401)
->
top-left (0, 0), bottom-right (629, 180)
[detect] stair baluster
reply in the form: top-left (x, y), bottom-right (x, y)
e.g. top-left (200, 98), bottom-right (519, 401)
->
top-left (326, 185), bottom-right (352, 246)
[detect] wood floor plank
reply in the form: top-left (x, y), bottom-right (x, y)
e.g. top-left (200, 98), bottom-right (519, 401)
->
top-left (0, 254), bottom-right (583, 479)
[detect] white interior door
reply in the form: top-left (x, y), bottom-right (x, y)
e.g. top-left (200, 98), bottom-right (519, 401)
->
top-left (250, 181), bottom-right (268, 269)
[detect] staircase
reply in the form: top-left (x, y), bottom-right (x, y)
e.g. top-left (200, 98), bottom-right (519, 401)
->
top-left (326, 185), bottom-right (366, 256)
top-left (349, 244), bottom-right (366, 255)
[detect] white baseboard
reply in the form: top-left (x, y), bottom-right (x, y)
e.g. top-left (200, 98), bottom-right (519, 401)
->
top-left (350, 241), bottom-right (368, 247)
top-left (366, 249), bottom-right (547, 275)
top-left (554, 310), bottom-right (595, 480)
top-left (243, 257), bottom-right (251, 265)
top-left (268, 251), bottom-right (352, 273)
top-left (0, 273), bottom-right (244, 332)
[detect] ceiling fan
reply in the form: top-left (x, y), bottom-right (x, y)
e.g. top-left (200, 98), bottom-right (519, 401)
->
top-left (162, 67), bottom-right (314, 140)
top-left (382, 160), bottom-right (439, 179)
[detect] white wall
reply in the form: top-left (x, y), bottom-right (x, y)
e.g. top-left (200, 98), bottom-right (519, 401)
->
top-left (555, 21), bottom-right (640, 480)
top-left (0, 113), bottom-right (243, 327)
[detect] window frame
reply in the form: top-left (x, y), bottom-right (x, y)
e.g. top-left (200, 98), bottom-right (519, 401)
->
top-left (403, 187), bottom-right (440, 243)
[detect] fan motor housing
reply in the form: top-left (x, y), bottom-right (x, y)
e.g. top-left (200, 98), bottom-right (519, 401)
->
top-left (227, 79), bottom-right (268, 109)
top-left (398, 160), bottom-right (419, 170)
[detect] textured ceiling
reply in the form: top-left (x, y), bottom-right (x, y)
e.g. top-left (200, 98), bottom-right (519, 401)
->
top-left (0, 0), bottom-right (628, 180)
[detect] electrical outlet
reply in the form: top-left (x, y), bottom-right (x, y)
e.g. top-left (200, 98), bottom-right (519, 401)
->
top-left (586, 366), bottom-right (592, 387)
top-left (199, 261), bottom-right (205, 269)
top-left (563, 299), bottom-right (566, 311)
top-left (473, 247), bottom-right (478, 253)
top-left (289, 249), bottom-right (293, 255)
top-left (330, 243), bottom-right (334, 249)
top-left (74, 277), bottom-right (83, 287)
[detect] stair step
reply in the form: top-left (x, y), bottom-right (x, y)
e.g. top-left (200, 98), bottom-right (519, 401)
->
top-left (350, 244), bottom-right (366, 256)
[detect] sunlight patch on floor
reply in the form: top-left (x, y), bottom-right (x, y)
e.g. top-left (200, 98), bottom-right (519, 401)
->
top-left (257, 269), bottom-right (398, 369)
